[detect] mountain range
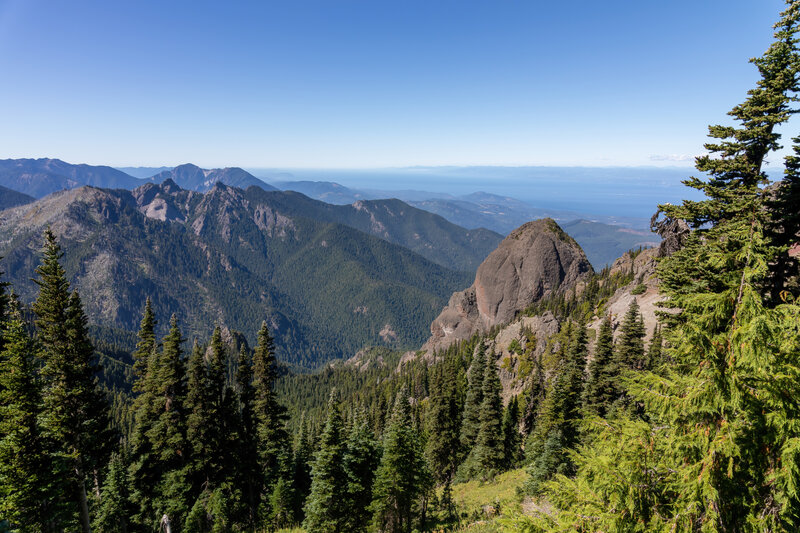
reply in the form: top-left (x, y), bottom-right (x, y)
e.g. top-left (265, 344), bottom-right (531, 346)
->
top-left (0, 180), bottom-right (496, 366)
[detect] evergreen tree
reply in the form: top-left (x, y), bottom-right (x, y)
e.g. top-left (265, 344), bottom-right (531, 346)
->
top-left (370, 393), bottom-right (431, 533)
top-left (342, 412), bottom-right (379, 532)
top-left (464, 351), bottom-right (504, 479)
top-left (459, 343), bottom-right (486, 453)
top-left (518, 4), bottom-right (800, 529)
top-left (129, 311), bottom-right (167, 527)
top-left (235, 344), bottom-right (260, 527)
top-left (93, 452), bottom-right (133, 533)
top-left (582, 316), bottom-right (618, 417)
top-left (132, 297), bottom-right (156, 389)
top-left (524, 322), bottom-right (587, 494)
top-left (252, 321), bottom-right (291, 518)
top-left (424, 362), bottom-right (459, 485)
top-left (149, 315), bottom-right (190, 528)
top-left (645, 324), bottom-right (664, 370)
top-left (521, 351), bottom-right (545, 435)
top-left (33, 229), bottom-right (112, 533)
top-left (303, 393), bottom-right (348, 533)
top-left (0, 299), bottom-right (54, 530)
top-left (615, 299), bottom-right (645, 370)
top-left (291, 412), bottom-right (314, 522)
top-left (501, 395), bottom-right (522, 469)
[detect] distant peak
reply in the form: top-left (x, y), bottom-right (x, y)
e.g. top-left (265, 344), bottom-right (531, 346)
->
top-left (173, 163), bottom-right (202, 171)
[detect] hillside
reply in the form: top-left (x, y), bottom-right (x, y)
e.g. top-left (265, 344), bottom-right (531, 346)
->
top-left (259, 192), bottom-right (503, 272)
top-left (0, 181), bottom-right (472, 366)
top-left (0, 157), bottom-right (142, 197)
top-left (0, 185), bottom-right (35, 210)
top-left (148, 163), bottom-right (278, 192)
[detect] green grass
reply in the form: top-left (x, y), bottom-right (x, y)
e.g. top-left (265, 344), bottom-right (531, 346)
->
top-left (450, 468), bottom-right (526, 517)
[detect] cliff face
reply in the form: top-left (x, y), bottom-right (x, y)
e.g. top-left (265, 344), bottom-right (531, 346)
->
top-left (423, 219), bottom-right (593, 353)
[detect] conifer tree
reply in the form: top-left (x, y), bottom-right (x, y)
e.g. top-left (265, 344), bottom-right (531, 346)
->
top-left (291, 412), bottom-right (314, 522)
top-left (459, 343), bottom-right (486, 453)
top-left (149, 315), bottom-right (190, 528)
top-left (645, 324), bottom-right (663, 370)
top-left (252, 321), bottom-right (291, 517)
top-left (342, 411), bottom-right (379, 532)
top-left (501, 396), bottom-right (522, 469)
top-left (524, 322), bottom-right (587, 494)
top-left (518, 4), bottom-right (800, 529)
top-left (93, 452), bottom-right (133, 533)
top-left (33, 229), bottom-right (112, 532)
top-left (129, 313), bottom-right (166, 526)
top-left (424, 362), bottom-right (459, 485)
top-left (235, 344), bottom-right (260, 527)
top-left (303, 393), bottom-right (348, 533)
top-left (582, 316), bottom-right (617, 417)
top-left (132, 297), bottom-right (156, 389)
top-left (370, 393), bottom-right (431, 533)
top-left (615, 299), bottom-right (645, 370)
top-left (0, 298), bottom-right (54, 530)
top-left (466, 352), bottom-right (504, 479)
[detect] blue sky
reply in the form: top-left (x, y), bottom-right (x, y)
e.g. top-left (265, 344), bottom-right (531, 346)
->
top-left (0, 0), bottom-right (792, 168)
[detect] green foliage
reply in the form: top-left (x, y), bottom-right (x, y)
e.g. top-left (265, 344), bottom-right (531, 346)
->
top-left (582, 316), bottom-right (618, 417)
top-left (342, 412), bottom-right (380, 532)
top-left (93, 452), bottom-right (133, 533)
top-left (370, 393), bottom-right (432, 533)
top-left (630, 283), bottom-right (646, 295)
top-left (0, 300), bottom-right (54, 530)
top-left (33, 229), bottom-right (113, 532)
top-left (303, 394), bottom-right (348, 532)
top-left (519, 3), bottom-right (800, 529)
top-left (500, 397), bottom-right (522, 470)
top-left (460, 353), bottom-right (504, 481)
top-left (459, 344), bottom-right (486, 455)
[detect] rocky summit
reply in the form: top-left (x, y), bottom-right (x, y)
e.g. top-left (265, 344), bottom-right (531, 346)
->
top-left (423, 218), bottom-right (593, 353)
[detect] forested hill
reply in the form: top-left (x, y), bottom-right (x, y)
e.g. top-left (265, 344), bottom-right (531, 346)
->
top-left (0, 180), bottom-right (475, 366)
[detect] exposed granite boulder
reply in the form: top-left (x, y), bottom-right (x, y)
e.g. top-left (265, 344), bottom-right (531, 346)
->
top-left (423, 219), bottom-right (593, 353)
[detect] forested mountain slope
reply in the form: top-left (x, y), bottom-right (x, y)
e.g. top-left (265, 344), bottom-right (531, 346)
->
top-left (0, 180), bottom-right (472, 366)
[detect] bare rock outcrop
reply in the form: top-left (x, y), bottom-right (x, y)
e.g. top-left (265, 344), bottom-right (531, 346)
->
top-left (423, 219), bottom-right (593, 353)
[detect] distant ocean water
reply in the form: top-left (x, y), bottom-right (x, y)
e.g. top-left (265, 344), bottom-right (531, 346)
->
top-left (248, 166), bottom-right (720, 219)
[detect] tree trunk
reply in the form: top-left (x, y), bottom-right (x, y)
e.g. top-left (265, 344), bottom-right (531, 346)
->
top-left (161, 514), bottom-right (172, 533)
top-left (77, 474), bottom-right (92, 533)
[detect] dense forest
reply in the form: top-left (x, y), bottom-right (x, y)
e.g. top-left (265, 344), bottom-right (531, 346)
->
top-left (2, 0), bottom-right (800, 532)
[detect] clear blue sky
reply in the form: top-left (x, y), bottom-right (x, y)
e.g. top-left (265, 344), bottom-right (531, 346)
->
top-left (0, 0), bottom-right (792, 168)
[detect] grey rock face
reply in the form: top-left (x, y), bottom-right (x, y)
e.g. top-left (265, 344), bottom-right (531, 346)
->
top-left (423, 218), bottom-right (593, 353)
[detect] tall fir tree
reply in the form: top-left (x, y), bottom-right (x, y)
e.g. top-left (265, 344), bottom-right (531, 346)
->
top-left (303, 393), bottom-right (348, 533)
top-left (524, 322), bottom-right (587, 494)
top-left (93, 452), bottom-right (133, 533)
top-left (462, 351), bottom-right (504, 479)
top-left (424, 361), bottom-right (460, 485)
top-left (615, 299), bottom-right (646, 371)
top-left (291, 412), bottom-right (314, 522)
top-left (33, 229), bottom-right (112, 533)
top-left (342, 411), bottom-right (380, 532)
top-left (149, 315), bottom-right (190, 528)
top-left (582, 316), bottom-right (618, 417)
top-left (132, 297), bottom-right (156, 390)
top-left (235, 344), bottom-right (260, 527)
top-left (0, 298), bottom-right (54, 530)
top-left (252, 321), bottom-right (291, 519)
top-left (459, 343), bottom-right (486, 454)
top-left (645, 324), bottom-right (664, 370)
top-left (370, 393), bottom-right (432, 533)
top-left (501, 395), bottom-right (522, 470)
